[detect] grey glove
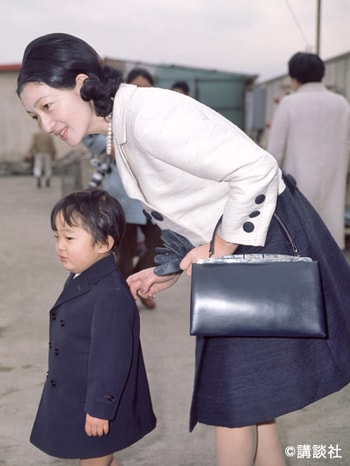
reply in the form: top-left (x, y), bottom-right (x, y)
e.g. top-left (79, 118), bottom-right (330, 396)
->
top-left (154, 230), bottom-right (194, 276)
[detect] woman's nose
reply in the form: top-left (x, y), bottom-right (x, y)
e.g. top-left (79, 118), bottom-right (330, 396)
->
top-left (39, 115), bottom-right (55, 134)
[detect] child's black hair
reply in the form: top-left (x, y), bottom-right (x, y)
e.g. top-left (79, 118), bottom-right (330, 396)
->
top-left (51, 190), bottom-right (125, 257)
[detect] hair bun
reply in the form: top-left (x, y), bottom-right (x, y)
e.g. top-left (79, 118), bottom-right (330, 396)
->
top-left (81, 66), bottom-right (123, 116)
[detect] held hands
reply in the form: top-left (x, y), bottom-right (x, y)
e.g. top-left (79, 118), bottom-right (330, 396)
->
top-left (127, 235), bottom-right (238, 300)
top-left (127, 267), bottom-right (181, 301)
top-left (85, 413), bottom-right (109, 437)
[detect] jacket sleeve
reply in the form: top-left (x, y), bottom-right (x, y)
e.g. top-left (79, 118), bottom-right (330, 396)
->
top-left (130, 91), bottom-right (283, 246)
top-left (84, 287), bottom-right (135, 420)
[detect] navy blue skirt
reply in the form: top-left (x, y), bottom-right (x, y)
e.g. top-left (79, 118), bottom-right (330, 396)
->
top-left (190, 174), bottom-right (350, 430)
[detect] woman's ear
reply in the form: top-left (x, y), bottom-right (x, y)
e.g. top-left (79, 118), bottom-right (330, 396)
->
top-left (75, 73), bottom-right (89, 90)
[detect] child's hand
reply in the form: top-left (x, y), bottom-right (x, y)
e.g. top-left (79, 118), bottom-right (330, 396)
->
top-left (85, 413), bottom-right (109, 437)
top-left (127, 267), bottom-right (181, 300)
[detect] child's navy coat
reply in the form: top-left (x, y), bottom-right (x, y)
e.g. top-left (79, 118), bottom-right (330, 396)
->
top-left (30, 254), bottom-right (156, 459)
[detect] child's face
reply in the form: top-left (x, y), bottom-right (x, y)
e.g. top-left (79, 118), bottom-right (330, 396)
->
top-left (53, 212), bottom-right (110, 274)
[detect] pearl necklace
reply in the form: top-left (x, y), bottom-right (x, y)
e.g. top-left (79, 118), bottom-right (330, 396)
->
top-left (106, 114), bottom-right (113, 156)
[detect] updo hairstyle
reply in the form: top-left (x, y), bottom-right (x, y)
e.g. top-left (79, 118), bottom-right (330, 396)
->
top-left (17, 33), bottom-right (123, 117)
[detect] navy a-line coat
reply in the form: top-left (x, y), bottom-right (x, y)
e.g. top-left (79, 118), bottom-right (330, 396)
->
top-left (30, 255), bottom-right (156, 459)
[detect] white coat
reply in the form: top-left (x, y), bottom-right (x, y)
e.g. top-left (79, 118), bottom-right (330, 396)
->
top-left (112, 84), bottom-right (285, 248)
top-left (267, 82), bottom-right (350, 249)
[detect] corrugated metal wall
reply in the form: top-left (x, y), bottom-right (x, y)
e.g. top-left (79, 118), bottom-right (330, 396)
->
top-left (105, 58), bottom-right (256, 128)
top-left (0, 61), bottom-right (256, 165)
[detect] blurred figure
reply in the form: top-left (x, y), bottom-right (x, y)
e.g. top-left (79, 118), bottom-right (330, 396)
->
top-left (122, 68), bottom-right (162, 309)
top-left (28, 131), bottom-right (56, 188)
top-left (171, 80), bottom-right (190, 95)
top-left (83, 133), bottom-right (162, 309)
top-left (126, 68), bottom-right (154, 87)
top-left (268, 52), bottom-right (350, 249)
top-left (83, 67), bottom-right (163, 309)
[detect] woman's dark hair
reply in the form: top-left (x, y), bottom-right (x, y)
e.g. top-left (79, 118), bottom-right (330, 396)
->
top-left (51, 190), bottom-right (125, 257)
top-left (171, 80), bottom-right (190, 95)
top-left (126, 67), bottom-right (154, 86)
top-left (288, 52), bottom-right (325, 84)
top-left (17, 33), bottom-right (123, 116)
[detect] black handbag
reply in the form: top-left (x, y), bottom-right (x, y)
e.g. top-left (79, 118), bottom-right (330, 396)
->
top-left (190, 214), bottom-right (327, 338)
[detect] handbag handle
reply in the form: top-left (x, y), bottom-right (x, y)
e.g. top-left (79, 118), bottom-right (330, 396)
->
top-left (209, 213), bottom-right (300, 257)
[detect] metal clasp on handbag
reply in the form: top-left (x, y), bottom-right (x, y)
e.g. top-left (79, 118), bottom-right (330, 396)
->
top-left (198, 254), bottom-right (313, 265)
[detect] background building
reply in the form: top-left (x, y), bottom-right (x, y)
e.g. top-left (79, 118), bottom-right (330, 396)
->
top-left (0, 60), bottom-right (256, 174)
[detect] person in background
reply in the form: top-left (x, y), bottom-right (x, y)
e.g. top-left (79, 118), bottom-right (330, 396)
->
top-left (29, 189), bottom-right (156, 465)
top-left (171, 80), bottom-right (190, 95)
top-left (28, 130), bottom-right (56, 188)
top-left (121, 67), bottom-right (163, 308)
top-left (267, 52), bottom-right (350, 250)
top-left (126, 67), bottom-right (154, 87)
top-left (82, 131), bottom-right (162, 310)
top-left (18, 33), bottom-right (350, 466)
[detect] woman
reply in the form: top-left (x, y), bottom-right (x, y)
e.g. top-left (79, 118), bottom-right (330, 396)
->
top-left (17, 33), bottom-right (350, 466)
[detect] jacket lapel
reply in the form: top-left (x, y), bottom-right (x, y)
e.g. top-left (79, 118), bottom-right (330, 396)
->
top-left (112, 84), bottom-right (147, 202)
top-left (51, 273), bottom-right (91, 309)
top-left (51, 255), bottom-right (117, 310)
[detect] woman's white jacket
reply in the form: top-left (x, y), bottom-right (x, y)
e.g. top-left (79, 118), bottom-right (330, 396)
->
top-left (112, 84), bottom-right (285, 247)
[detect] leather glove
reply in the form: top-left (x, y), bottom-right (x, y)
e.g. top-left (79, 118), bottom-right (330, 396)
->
top-left (154, 230), bottom-right (194, 275)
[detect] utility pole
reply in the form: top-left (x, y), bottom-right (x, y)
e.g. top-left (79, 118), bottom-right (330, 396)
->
top-left (316, 0), bottom-right (321, 55)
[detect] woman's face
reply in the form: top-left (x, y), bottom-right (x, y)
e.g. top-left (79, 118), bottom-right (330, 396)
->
top-left (19, 77), bottom-right (97, 147)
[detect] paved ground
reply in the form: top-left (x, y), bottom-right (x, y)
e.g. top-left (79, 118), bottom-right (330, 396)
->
top-left (0, 175), bottom-right (350, 466)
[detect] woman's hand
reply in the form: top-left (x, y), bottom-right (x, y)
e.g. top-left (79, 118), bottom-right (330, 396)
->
top-left (127, 267), bottom-right (181, 300)
top-left (85, 414), bottom-right (109, 437)
top-left (180, 237), bottom-right (238, 276)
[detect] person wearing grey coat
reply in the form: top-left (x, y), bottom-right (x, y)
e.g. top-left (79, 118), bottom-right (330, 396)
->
top-left (268, 52), bottom-right (350, 249)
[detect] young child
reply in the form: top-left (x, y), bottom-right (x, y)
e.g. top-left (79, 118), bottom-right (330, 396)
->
top-left (30, 190), bottom-right (156, 466)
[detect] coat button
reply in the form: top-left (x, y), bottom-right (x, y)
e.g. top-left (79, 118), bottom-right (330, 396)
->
top-left (142, 209), bottom-right (152, 221)
top-left (105, 394), bottom-right (115, 402)
top-left (54, 348), bottom-right (60, 356)
top-left (151, 211), bottom-right (164, 221)
top-left (50, 380), bottom-right (56, 387)
top-left (243, 221), bottom-right (255, 233)
top-left (51, 312), bottom-right (57, 320)
top-left (60, 320), bottom-right (65, 327)
top-left (255, 194), bottom-right (266, 204)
